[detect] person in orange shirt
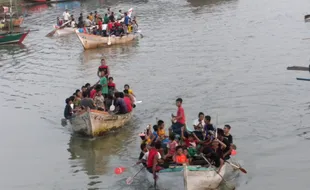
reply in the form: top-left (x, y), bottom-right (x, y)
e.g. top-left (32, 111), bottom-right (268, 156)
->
top-left (173, 146), bottom-right (189, 165)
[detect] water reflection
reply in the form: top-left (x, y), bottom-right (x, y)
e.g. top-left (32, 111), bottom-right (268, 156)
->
top-left (187, 0), bottom-right (236, 7)
top-left (81, 42), bottom-right (138, 63)
top-left (67, 123), bottom-right (135, 176)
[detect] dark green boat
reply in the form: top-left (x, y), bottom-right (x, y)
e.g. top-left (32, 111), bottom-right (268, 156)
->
top-left (0, 31), bottom-right (29, 45)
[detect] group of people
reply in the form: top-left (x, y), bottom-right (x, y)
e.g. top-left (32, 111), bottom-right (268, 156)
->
top-left (64, 58), bottom-right (136, 119)
top-left (56, 8), bottom-right (139, 37)
top-left (137, 98), bottom-right (236, 180)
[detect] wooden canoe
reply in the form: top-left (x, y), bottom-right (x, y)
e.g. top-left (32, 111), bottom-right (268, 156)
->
top-left (144, 164), bottom-right (228, 190)
top-left (75, 29), bottom-right (139, 50)
top-left (70, 109), bottom-right (133, 137)
top-left (54, 25), bottom-right (76, 36)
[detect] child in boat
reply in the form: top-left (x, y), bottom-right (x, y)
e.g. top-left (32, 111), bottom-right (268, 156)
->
top-left (124, 84), bottom-right (136, 97)
top-left (108, 77), bottom-right (116, 95)
top-left (137, 143), bottom-right (148, 167)
top-left (173, 146), bottom-right (189, 165)
top-left (181, 127), bottom-right (199, 148)
top-left (223, 124), bottom-right (233, 144)
top-left (157, 120), bottom-right (168, 140)
top-left (165, 133), bottom-right (178, 160)
top-left (151, 125), bottom-right (159, 143)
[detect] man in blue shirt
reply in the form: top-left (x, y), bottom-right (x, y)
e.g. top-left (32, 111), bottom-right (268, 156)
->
top-left (124, 12), bottom-right (130, 26)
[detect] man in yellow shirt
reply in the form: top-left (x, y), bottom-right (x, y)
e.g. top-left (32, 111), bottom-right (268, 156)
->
top-left (89, 12), bottom-right (94, 22)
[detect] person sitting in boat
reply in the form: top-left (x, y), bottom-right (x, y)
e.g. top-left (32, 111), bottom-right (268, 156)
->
top-left (151, 125), bottom-right (159, 143)
top-left (123, 90), bottom-right (136, 109)
top-left (164, 133), bottom-right (178, 160)
top-left (108, 77), bottom-right (116, 93)
top-left (214, 128), bottom-right (231, 161)
top-left (173, 146), bottom-right (189, 165)
top-left (102, 22), bottom-right (108, 37)
top-left (223, 124), bottom-right (233, 144)
top-left (74, 89), bottom-right (82, 107)
top-left (202, 147), bottom-right (224, 172)
top-left (93, 88), bottom-right (105, 111)
top-left (192, 112), bottom-right (205, 141)
top-left (56, 17), bottom-right (63, 26)
top-left (124, 84), bottom-right (136, 97)
top-left (98, 18), bottom-right (103, 36)
top-left (127, 21), bottom-right (133, 33)
top-left (85, 16), bottom-right (92, 27)
top-left (64, 98), bottom-right (73, 119)
top-left (137, 143), bottom-right (148, 167)
top-left (89, 84), bottom-right (101, 99)
top-left (157, 120), bottom-right (167, 140)
top-left (70, 18), bottom-right (76, 28)
top-left (170, 98), bottom-right (186, 136)
top-left (121, 92), bottom-right (132, 112)
top-left (146, 141), bottom-right (163, 178)
top-left (104, 94), bottom-right (113, 111)
top-left (204, 115), bottom-right (214, 139)
top-left (114, 92), bottom-right (128, 114)
top-left (97, 58), bottom-right (110, 78)
top-left (181, 127), bottom-right (200, 149)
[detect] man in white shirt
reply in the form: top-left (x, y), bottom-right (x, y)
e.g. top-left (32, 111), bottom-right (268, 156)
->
top-left (193, 112), bottom-right (205, 131)
top-left (63, 9), bottom-right (70, 23)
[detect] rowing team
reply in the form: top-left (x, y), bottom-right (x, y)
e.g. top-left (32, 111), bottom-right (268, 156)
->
top-left (137, 98), bottom-right (236, 179)
top-left (63, 58), bottom-right (137, 119)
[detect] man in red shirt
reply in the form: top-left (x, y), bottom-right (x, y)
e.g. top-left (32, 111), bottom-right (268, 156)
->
top-left (121, 92), bottom-right (132, 112)
top-left (98, 18), bottom-right (103, 36)
top-left (170, 98), bottom-right (186, 136)
top-left (97, 58), bottom-right (109, 78)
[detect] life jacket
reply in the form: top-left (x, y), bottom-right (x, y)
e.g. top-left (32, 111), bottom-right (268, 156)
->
top-left (147, 148), bottom-right (158, 168)
top-left (175, 154), bottom-right (188, 164)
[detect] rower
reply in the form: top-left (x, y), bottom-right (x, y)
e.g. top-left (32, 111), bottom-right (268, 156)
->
top-left (202, 147), bottom-right (224, 172)
top-left (215, 128), bottom-right (231, 161)
top-left (64, 98), bottom-right (73, 119)
top-left (146, 141), bottom-right (163, 179)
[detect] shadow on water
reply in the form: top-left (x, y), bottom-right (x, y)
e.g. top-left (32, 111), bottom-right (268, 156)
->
top-left (81, 41), bottom-right (139, 63)
top-left (186, 0), bottom-right (236, 7)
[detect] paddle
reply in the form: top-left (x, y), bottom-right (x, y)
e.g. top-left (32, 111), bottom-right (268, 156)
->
top-left (126, 167), bottom-right (144, 185)
top-left (46, 21), bottom-right (70, 37)
top-left (225, 161), bottom-right (247, 174)
top-left (107, 35), bottom-right (111, 45)
top-left (287, 65), bottom-right (310, 72)
top-left (200, 154), bottom-right (235, 190)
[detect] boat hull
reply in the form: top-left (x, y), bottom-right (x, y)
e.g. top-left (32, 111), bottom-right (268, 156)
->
top-left (0, 31), bottom-right (29, 45)
top-left (54, 25), bottom-right (76, 36)
top-left (144, 164), bottom-right (227, 190)
top-left (75, 30), bottom-right (139, 50)
top-left (70, 110), bottom-right (133, 137)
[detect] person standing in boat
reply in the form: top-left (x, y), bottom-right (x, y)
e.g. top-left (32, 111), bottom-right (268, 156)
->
top-left (88, 12), bottom-right (94, 22)
top-left (107, 8), bottom-right (111, 16)
top-left (116, 10), bottom-right (123, 20)
top-left (170, 98), bottom-right (186, 136)
top-left (97, 58), bottom-right (110, 78)
top-left (78, 13), bottom-right (83, 28)
top-left (85, 16), bottom-right (92, 27)
top-left (109, 12), bottom-right (115, 22)
top-left (99, 71), bottom-right (109, 98)
top-left (124, 12), bottom-right (130, 26)
top-left (56, 17), bottom-right (63, 26)
top-left (63, 9), bottom-right (70, 24)
top-left (103, 14), bottom-right (109, 24)
top-left (223, 125), bottom-right (233, 144)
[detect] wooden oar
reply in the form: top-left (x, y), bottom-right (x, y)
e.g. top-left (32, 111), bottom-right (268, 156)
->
top-left (126, 167), bottom-right (144, 185)
top-left (45, 21), bottom-right (70, 37)
top-left (110, 99), bottom-right (115, 111)
top-left (200, 154), bottom-right (235, 190)
top-left (107, 35), bottom-right (111, 45)
top-left (225, 161), bottom-right (247, 174)
top-left (287, 65), bottom-right (310, 72)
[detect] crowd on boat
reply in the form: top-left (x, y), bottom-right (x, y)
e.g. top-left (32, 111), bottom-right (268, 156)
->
top-left (137, 98), bottom-right (236, 179)
top-left (64, 58), bottom-right (136, 119)
top-left (56, 8), bottom-right (139, 37)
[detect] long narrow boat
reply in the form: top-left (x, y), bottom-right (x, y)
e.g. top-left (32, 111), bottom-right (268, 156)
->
top-left (144, 164), bottom-right (228, 190)
top-left (0, 31), bottom-right (29, 45)
top-left (75, 30), bottom-right (139, 50)
top-left (53, 25), bottom-right (76, 36)
top-left (70, 109), bottom-right (133, 137)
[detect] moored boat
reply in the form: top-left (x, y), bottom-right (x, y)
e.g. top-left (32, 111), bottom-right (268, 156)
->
top-left (0, 31), bottom-right (29, 45)
top-left (70, 109), bottom-right (133, 137)
top-left (75, 30), bottom-right (139, 50)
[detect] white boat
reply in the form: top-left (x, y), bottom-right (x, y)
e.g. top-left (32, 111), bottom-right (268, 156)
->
top-left (144, 164), bottom-right (230, 190)
top-left (53, 25), bottom-right (76, 37)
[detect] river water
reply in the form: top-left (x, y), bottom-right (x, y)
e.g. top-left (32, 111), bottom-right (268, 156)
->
top-left (1, 0), bottom-right (310, 189)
